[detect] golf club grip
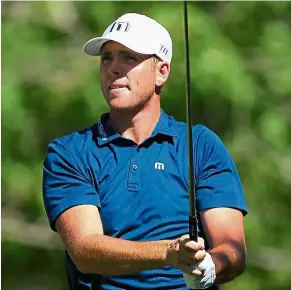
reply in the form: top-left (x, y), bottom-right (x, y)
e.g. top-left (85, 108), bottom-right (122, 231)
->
top-left (189, 215), bottom-right (198, 241)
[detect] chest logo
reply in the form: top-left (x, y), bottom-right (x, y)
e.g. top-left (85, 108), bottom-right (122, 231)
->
top-left (154, 162), bottom-right (165, 171)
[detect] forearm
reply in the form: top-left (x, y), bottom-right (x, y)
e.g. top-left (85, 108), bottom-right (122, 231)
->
top-left (209, 241), bottom-right (246, 284)
top-left (69, 234), bottom-right (173, 275)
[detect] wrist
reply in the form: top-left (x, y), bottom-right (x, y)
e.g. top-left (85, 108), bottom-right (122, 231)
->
top-left (164, 239), bottom-right (179, 266)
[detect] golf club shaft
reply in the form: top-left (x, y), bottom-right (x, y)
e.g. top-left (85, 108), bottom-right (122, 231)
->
top-left (183, 0), bottom-right (198, 242)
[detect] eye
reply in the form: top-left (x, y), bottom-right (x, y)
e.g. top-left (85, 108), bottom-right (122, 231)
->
top-left (101, 55), bottom-right (112, 63)
top-left (123, 54), bottom-right (137, 62)
top-left (126, 55), bottom-right (136, 60)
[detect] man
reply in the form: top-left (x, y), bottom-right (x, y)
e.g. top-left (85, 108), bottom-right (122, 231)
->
top-left (43, 13), bottom-right (247, 290)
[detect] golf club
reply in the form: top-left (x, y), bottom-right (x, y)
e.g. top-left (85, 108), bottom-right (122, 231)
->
top-left (183, 0), bottom-right (198, 242)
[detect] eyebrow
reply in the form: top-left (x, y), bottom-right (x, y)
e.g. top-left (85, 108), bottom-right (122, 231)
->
top-left (101, 50), bottom-right (137, 57)
top-left (101, 50), bottom-right (143, 60)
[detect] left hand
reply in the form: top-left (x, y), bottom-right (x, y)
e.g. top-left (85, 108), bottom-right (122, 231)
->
top-left (183, 252), bottom-right (216, 289)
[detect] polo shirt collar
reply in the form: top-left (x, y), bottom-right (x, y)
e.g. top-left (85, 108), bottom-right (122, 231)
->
top-left (151, 109), bottom-right (176, 138)
top-left (96, 109), bottom-right (176, 146)
top-left (96, 113), bottom-right (120, 146)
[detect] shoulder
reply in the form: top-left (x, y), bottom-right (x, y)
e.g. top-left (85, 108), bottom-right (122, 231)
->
top-left (169, 115), bottom-right (232, 168)
top-left (44, 123), bottom-right (100, 174)
top-left (47, 123), bottom-right (98, 154)
top-left (169, 115), bottom-right (219, 149)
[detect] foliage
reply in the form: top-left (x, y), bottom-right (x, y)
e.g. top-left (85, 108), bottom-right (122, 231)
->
top-left (2, 2), bottom-right (291, 289)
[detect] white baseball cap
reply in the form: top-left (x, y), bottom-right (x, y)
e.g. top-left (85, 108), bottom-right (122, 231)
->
top-left (83, 13), bottom-right (173, 63)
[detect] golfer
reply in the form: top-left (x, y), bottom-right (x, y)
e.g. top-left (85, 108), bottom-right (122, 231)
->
top-left (43, 13), bottom-right (247, 290)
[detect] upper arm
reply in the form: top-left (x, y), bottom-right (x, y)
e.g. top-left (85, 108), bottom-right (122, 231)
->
top-left (199, 207), bottom-right (245, 249)
top-left (54, 204), bottom-right (104, 272)
top-left (55, 204), bottom-right (104, 250)
top-left (42, 139), bottom-right (100, 231)
top-left (200, 207), bottom-right (247, 279)
top-left (195, 126), bottom-right (248, 215)
top-left (194, 127), bottom-right (247, 251)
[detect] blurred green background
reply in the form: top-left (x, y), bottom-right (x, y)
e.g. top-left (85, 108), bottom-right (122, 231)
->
top-left (2, 1), bottom-right (291, 290)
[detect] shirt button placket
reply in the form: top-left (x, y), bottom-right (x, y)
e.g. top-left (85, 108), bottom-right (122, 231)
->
top-left (127, 147), bottom-right (140, 192)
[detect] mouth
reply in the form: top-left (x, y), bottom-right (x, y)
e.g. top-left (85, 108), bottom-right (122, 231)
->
top-left (109, 85), bottom-right (129, 91)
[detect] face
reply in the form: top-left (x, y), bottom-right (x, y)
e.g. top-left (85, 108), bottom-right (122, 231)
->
top-left (100, 41), bottom-right (159, 110)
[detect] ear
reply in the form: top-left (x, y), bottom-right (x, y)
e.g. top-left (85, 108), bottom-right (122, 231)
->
top-left (156, 61), bottom-right (170, 87)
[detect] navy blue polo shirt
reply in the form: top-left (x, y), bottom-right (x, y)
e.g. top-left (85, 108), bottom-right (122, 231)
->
top-left (43, 110), bottom-right (247, 290)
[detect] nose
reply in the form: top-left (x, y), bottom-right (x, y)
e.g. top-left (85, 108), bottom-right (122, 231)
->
top-left (108, 57), bottom-right (122, 77)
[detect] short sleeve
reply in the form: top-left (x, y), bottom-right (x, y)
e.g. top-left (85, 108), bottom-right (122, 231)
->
top-left (196, 127), bottom-right (247, 215)
top-left (42, 139), bottom-right (100, 231)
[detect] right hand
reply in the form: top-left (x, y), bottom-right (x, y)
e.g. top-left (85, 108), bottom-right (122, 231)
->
top-left (166, 235), bottom-right (206, 276)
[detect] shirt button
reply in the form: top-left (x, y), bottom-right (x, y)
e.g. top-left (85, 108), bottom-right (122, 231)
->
top-left (133, 164), bottom-right (137, 170)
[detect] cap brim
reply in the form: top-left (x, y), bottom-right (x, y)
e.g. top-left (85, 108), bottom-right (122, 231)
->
top-left (83, 35), bottom-right (155, 57)
top-left (83, 37), bottom-right (111, 56)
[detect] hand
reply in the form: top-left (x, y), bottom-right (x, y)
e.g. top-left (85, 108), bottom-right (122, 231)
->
top-left (166, 235), bottom-right (206, 276)
top-left (183, 252), bottom-right (216, 289)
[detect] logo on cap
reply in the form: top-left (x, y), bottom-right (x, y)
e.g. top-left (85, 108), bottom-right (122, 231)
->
top-left (159, 44), bottom-right (168, 56)
top-left (110, 21), bottom-right (130, 33)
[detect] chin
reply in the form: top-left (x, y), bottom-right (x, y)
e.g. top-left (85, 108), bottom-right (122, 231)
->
top-left (105, 92), bottom-right (151, 111)
top-left (106, 94), bottom-right (130, 109)
top-left (109, 101), bottom-right (135, 110)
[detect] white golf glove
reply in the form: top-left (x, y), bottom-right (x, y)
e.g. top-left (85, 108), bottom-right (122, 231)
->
top-left (183, 252), bottom-right (216, 289)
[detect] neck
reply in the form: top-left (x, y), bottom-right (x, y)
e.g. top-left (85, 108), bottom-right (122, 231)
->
top-left (108, 99), bottom-right (161, 145)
